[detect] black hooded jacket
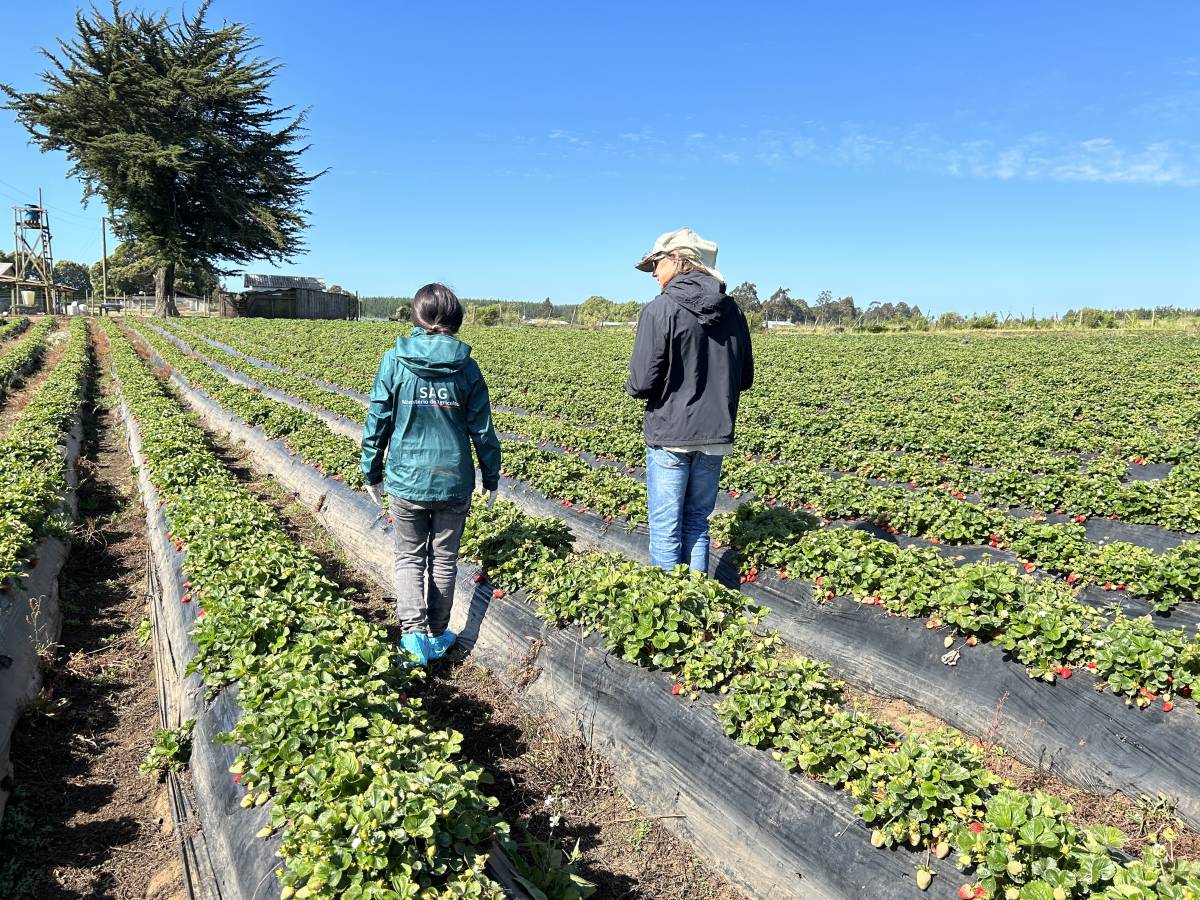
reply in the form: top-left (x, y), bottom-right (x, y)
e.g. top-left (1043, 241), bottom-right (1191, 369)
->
top-left (625, 273), bottom-right (754, 447)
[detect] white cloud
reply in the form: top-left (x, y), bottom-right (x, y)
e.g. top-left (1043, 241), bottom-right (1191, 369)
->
top-left (534, 121), bottom-right (1200, 187)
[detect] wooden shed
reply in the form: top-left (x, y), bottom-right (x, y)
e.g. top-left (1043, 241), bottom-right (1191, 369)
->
top-left (221, 274), bottom-right (357, 319)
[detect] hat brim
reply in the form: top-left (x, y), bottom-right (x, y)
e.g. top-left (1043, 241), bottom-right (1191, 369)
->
top-left (634, 252), bottom-right (658, 273)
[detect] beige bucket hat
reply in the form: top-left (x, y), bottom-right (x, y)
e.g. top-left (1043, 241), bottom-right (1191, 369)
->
top-left (634, 227), bottom-right (724, 285)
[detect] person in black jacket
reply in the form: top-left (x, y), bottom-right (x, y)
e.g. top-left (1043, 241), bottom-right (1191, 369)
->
top-left (626, 227), bottom-right (754, 572)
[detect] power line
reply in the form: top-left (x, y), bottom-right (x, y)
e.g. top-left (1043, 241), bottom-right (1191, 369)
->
top-left (0, 176), bottom-right (97, 226)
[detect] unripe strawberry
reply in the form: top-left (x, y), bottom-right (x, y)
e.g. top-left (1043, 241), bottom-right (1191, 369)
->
top-left (870, 829), bottom-right (885, 848)
top-left (916, 868), bottom-right (933, 891)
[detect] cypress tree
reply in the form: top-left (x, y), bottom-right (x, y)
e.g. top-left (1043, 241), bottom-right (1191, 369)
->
top-left (3, 1), bottom-right (323, 316)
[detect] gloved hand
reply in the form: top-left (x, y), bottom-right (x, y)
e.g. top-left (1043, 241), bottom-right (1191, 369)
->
top-left (365, 482), bottom-right (386, 507)
top-left (477, 484), bottom-right (497, 510)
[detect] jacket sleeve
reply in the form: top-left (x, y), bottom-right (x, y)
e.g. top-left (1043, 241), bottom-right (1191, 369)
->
top-left (360, 353), bottom-right (395, 486)
top-left (467, 368), bottom-right (502, 491)
top-left (738, 310), bottom-right (755, 392)
top-left (625, 301), bottom-right (668, 400)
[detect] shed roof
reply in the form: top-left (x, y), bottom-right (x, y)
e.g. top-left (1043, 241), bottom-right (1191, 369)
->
top-left (243, 274), bottom-right (326, 291)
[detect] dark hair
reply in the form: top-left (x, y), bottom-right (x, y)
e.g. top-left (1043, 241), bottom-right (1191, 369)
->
top-left (412, 283), bottom-right (464, 335)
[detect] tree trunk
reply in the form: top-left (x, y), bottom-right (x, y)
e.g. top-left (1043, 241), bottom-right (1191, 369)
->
top-left (154, 262), bottom-right (179, 317)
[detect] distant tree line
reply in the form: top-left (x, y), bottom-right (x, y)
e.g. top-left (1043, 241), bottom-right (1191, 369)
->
top-left (284, 285), bottom-right (1200, 332)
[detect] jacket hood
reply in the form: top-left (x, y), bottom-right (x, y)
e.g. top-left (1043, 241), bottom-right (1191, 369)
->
top-left (663, 272), bottom-right (731, 326)
top-left (394, 327), bottom-right (473, 377)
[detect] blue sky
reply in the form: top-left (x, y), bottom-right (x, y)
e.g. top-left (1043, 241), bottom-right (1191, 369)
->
top-left (2, 1), bottom-right (1198, 314)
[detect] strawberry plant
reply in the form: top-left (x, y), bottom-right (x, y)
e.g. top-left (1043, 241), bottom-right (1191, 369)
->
top-left (140, 720), bottom-right (194, 776)
top-left (852, 732), bottom-right (999, 853)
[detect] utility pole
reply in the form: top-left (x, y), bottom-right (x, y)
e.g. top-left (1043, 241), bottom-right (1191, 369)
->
top-left (100, 215), bottom-right (109, 314)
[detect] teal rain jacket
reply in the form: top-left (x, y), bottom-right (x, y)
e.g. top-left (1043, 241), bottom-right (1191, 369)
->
top-left (360, 328), bottom-right (502, 502)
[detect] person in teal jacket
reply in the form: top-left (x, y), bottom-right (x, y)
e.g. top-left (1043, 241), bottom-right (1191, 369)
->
top-left (360, 283), bottom-right (502, 666)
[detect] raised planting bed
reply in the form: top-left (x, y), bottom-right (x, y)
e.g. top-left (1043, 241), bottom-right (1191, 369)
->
top-left (0, 318), bottom-right (88, 821)
top-left (131, 322), bottom-right (1200, 834)
top-left (117, 387), bottom-right (278, 899)
top-left (0, 316), bottom-right (55, 398)
top-left (106, 321), bottom-right (564, 900)
top-left (134, 340), bottom-right (965, 900)
top-left (126, 322), bottom-right (1200, 900)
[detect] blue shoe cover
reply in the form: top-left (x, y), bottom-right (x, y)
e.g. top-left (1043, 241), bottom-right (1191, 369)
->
top-left (428, 630), bottom-right (458, 660)
top-left (400, 632), bottom-right (432, 666)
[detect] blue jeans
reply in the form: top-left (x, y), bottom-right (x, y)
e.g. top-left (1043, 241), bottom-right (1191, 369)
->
top-left (646, 447), bottom-right (723, 573)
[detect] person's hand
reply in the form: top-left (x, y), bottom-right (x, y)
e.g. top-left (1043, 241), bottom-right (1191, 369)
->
top-left (365, 482), bottom-right (385, 507)
top-left (477, 483), bottom-right (497, 510)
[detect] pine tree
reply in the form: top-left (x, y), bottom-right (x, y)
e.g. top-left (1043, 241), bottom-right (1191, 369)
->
top-left (3, 1), bottom-right (322, 316)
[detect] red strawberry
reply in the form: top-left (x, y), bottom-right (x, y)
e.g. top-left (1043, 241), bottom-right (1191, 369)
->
top-left (930, 537), bottom-right (940, 545)
top-left (184, 580), bottom-right (192, 589)
top-left (747, 573), bottom-right (757, 583)
top-left (958, 885), bottom-right (975, 900)
top-left (181, 593), bottom-right (191, 603)
top-left (1066, 573), bottom-right (1079, 584)
top-left (1104, 582), bottom-right (1114, 590)
top-left (909, 480), bottom-right (918, 488)
top-left (492, 588), bottom-right (504, 599)
top-left (198, 608), bottom-right (206, 617)
top-left (968, 822), bottom-right (984, 833)
top-left (1139, 687), bottom-right (1158, 700)
top-left (1023, 562), bottom-right (1036, 573)
top-left (1162, 700), bottom-right (1174, 713)
top-left (825, 591), bottom-right (835, 600)
top-left (815, 576), bottom-right (823, 586)
top-left (233, 772), bottom-right (243, 784)
top-left (1057, 667), bottom-right (1073, 679)
top-left (1109, 514), bottom-right (1117, 520)
top-left (1087, 661), bottom-right (1097, 670)
top-left (28, 558), bottom-right (37, 568)
top-left (1180, 686), bottom-right (1192, 698)
top-left (1116, 583), bottom-right (1126, 591)
top-left (966, 635), bottom-right (978, 647)
top-left (473, 573), bottom-right (483, 583)
top-left (739, 575), bottom-right (748, 585)
top-left (671, 683), bottom-right (683, 696)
